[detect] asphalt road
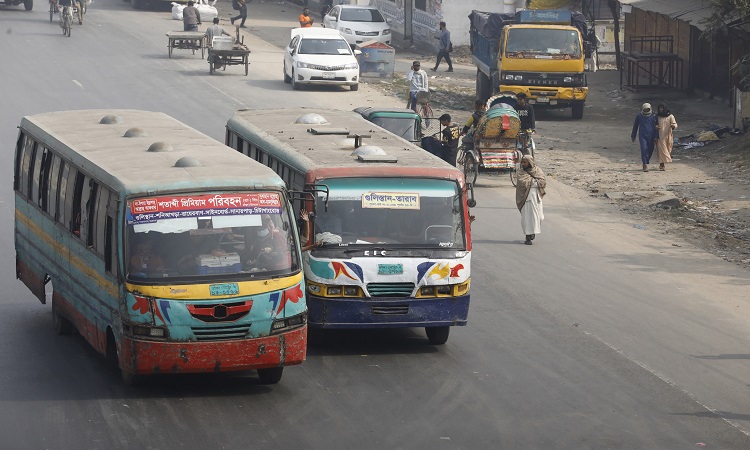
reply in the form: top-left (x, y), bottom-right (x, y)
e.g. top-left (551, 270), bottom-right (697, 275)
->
top-left (1, 1), bottom-right (750, 449)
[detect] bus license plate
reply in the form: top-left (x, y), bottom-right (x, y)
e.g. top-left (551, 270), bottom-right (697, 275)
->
top-left (536, 96), bottom-right (550, 103)
top-left (322, 72), bottom-right (335, 79)
top-left (210, 283), bottom-right (239, 296)
top-left (378, 264), bottom-right (403, 275)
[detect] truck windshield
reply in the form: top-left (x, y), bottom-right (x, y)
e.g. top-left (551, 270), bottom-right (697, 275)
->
top-left (369, 116), bottom-right (420, 142)
top-left (313, 178), bottom-right (465, 249)
top-left (126, 192), bottom-right (298, 282)
top-left (506, 29), bottom-right (581, 57)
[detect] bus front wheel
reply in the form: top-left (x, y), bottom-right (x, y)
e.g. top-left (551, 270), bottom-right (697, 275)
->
top-left (425, 326), bottom-right (450, 345)
top-left (52, 296), bottom-right (74, 335)
top-left (257, 367), bottom-right (284, 384)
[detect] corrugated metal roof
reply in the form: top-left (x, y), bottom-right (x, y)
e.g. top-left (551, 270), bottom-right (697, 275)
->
top-left (619, 0), bottom-right (713, 30)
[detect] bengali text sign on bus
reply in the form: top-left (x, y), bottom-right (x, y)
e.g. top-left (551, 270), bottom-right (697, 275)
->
top-left (129, 193), bottom-right (281, 224)
top-left (362, 192), bottom-right (420, 210)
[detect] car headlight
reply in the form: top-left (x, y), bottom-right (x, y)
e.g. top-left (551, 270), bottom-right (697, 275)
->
top-left (382, 29), bottom-right (391, 35)
top-left (564, 76), bottom-right (573, 82)
top-left (296, 61), bottom-right (311, 69)
top-left (341, 27), bottom-right (353, 34)
top-left (344, 63), bottom-right (358, 70)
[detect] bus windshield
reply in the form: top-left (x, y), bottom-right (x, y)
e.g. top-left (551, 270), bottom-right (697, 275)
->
top-left (506, 29), bottom-right (581, 57)
top-left (369, 116), bottom-right (420, 142)
top-left (126, 192), bottom-right (298, 282)
top-left (313, 178), bottom-right (464, 249)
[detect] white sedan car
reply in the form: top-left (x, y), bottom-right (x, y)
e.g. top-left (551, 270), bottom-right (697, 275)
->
top-left (283, 28), bottom-right (360, 91)
top-left (323, 5), bottom-right (391, 47)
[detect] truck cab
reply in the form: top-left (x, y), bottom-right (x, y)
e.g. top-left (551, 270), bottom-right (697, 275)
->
top-left (471, 10), bottom-right (589, 119)
top-left (353, 107), bottom-right (422, 144)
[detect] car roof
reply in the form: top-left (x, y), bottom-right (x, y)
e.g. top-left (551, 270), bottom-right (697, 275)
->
top-left (291, 27), bottom-right (345, 40)
top-left (337, 5), bottom-right (378, 9)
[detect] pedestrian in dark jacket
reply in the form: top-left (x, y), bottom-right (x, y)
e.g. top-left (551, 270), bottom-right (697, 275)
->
top-left (182, 1), bottom-right (201, 31)
top-left (631, 102), bottom-right (657, 172)
top-left (431, 21), bottom-right (453, 72)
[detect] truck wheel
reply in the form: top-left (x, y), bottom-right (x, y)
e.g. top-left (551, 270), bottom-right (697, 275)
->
top-left (476, 69), bottom-right (491, 103)
top-left (130, 0), bottom-right (143, 9)
top-left (572, 102), bottom-right (584, 120)
top-left (24, 0), bottom-right (32, 10)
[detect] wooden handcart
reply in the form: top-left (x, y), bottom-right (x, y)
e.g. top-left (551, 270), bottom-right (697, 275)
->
top-left (166, 31), bottom-right (207, 59)
top-left (208, 46), bottom-right (250, 75)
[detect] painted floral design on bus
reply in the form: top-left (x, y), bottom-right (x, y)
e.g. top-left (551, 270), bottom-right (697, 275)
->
top-left (308, 259), bottom-right (364, 282)
top-left (417, 262), bottom-right (465, 282)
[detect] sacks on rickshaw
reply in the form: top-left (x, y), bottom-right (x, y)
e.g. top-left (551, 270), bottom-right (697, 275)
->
top-left (474, 94), bottom-right (521, 140)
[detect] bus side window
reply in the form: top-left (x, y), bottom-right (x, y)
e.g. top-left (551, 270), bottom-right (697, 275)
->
top-left (68, 171), bottom-right (85, 237)
top-left (58, 163), bottom-right (71, 227)
top-left (19, 138), bottom-right (36, 199)
top-left (38, 148), bottom-right (53, 211)
top-left (94, 187), bottom-right (109, 253)
top-left (81, 177), bottom-right (96, 246)
top-left (47, 156), bottom-right (63, 221)
top-left (104, 193), bottom-right (118, 275)
top-left (30, 146), bottom-right (47, 208)
top-left (14, 133), bottom-right (26, 193)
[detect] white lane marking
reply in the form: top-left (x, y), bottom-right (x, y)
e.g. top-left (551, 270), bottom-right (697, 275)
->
top-left (72, 80), bottom-right (83, 89)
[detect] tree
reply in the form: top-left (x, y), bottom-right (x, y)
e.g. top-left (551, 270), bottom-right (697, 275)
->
top-left (701, 0), bottom-right (750, 39)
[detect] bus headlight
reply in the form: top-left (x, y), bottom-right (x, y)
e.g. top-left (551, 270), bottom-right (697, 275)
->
top-left (127, 324), bottom-right (168, 339)
top-left (271, 313), bottom-right (307, 334)
top-left (417, 280), bottom-right (471, 298)
top-left (327, 286), bottom-right (342, 296)
top-left (307, 281), bottom-right (364, 298)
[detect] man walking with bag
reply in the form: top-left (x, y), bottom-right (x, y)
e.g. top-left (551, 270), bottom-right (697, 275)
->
top-left (431, 21), bottom-right (453, 72)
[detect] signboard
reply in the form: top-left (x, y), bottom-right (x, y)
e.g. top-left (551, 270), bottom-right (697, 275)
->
top-left (128, 193), bottom-right (281, 225)
top-left (362, 192), bottom-right (420, 209)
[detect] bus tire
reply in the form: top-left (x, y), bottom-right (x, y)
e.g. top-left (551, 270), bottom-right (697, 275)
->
top-left (52, 296), bottom-right (74, 336)
top-left (257, 367), bottom-right (283, 384)
top-left (130, 0), bottom-right (143, 10)
top-left (24, 0), bottom-right (33, 10)
top-left (121, 370), bottom-right (141, 386)
top-left (572, 102), bottom-right (584, 120)
top-left (425, 326), bottom-right (450, 345)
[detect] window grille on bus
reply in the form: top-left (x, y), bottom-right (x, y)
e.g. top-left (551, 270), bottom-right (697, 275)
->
top-left (191, 325), bottom-right (250, 341)
top-left (366, 283), bottom-right (415, 298)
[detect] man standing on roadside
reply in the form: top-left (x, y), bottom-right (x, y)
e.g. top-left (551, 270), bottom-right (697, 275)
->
top-left (406, 60), bottom-right (428, 112)
top-left (431, 21), bottom-right (453, 72)
top-left (514, 92), bottom-right (536, 132)
top-left (299, 8), bottom-right (314, 27)
top-left (182, 0), bottom-right (201, 32)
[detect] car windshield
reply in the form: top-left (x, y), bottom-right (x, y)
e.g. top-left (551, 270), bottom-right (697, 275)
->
top-left (312, 178), bottom-right (465, 249)
top-left (506, 29), bottom-right (582, 57)
top-left (126, 192), bottom-right (299, 282)
top-left (299, 38), bottom-right (352, 55)
top-left (340, 8), bottom-right (385, 22)
top-left (370, 116), bottom-right (420, 142)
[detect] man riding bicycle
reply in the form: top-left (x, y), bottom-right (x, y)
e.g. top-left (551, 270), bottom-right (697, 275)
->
top-left (57, 0), bottom-right (73, 23)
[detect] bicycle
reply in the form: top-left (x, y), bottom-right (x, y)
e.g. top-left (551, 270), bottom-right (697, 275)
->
top-left (509, 129), bottom-right (535, 187)
top-left (415, 89), bottom-right (434, 128)
top-left (60, 5), bottom-right (72, 36)
top-left (49, 0), bottom-right (58, 22)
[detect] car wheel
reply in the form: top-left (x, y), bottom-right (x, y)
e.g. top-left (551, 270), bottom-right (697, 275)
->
top-left (350, 83), bottom-right (359, 91)
top-left (291, 70), bottom-right (300, 90)
top-left (283, 63), bottom-right (291, 83)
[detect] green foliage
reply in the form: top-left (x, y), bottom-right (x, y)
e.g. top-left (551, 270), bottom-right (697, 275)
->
top-left (732, 54), bottom-right (750, 90)
top-left (701, 0), bottom-right (750, 39)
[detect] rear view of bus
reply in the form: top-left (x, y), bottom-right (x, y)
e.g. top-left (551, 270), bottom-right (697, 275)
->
top-left (14, 110), bottom-right (306, 384)
top-left (226, 109), bottom-right (473, 344)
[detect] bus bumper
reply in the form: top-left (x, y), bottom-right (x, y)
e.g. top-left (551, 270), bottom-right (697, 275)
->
top-left (307, 295), bottom-right (470, 328)
top-left (119, 325), bottom-right (307, 374)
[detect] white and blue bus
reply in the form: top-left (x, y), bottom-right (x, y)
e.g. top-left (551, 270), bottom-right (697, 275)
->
top-left (226, 108), bottom-right (474, 344)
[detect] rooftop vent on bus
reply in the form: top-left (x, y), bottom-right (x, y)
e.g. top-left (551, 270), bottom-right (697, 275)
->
top-left (174, 157), bottom-right (202, 167)
top-left (124, 127), bottom-right (147, 138)
top-left (99, 115), bottom-right (123, 124)
top-left (295, 113), bottom-right (328, 125)
top-left (352, 145), bottom-right (397, 163)
top-left (148, 142), bottom-right (174, 152)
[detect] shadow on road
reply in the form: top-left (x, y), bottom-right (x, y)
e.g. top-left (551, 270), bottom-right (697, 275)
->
top-left (307, 328), bottom-right (441, 357)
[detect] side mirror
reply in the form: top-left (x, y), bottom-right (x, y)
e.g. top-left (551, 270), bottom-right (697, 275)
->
top-left (386, 18), bottom-right (392, 24)
top-left (353, 49), bottom-right (362, 56)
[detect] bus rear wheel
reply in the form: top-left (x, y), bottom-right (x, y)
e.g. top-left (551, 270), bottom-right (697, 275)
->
top-left (425, 326), bottom-right (450, 345)
top-left (257, 367), bottom-right (283, 384)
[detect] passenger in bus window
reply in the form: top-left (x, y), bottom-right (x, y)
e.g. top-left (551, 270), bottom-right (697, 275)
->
top-left (129, 236), bottom-right (165, 277)
top-left (244, 215), bottom-right (289, 271)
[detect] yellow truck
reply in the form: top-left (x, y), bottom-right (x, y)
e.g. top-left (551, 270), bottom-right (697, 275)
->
top-left (470, 10), bottom-right (589, 119)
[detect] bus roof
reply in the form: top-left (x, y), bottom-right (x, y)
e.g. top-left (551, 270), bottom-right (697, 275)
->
top-left (227, 108), bottom-right (462, 181)
top-left (21, 110), bottom-right (286, 195)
